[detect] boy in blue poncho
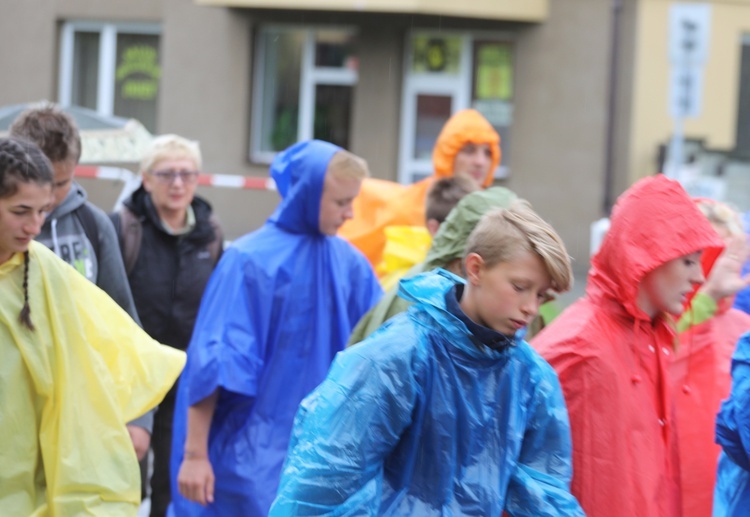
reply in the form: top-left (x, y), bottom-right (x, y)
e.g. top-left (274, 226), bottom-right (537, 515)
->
top-left (169, 140), bottom-right (383, 516)
top-left (714, 331), bottom-right (750, 516)
top-left (270, 201), bottom-right (585, 516)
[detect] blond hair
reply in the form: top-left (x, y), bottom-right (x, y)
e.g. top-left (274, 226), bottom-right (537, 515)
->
top-left (327, 150), bottom-right (369, 181)
top-left (141, 134), bottom-right (202, 173)
top-left (464, 201), bottom-right (573, 293)
top-left (696, 199), bottom-right (744, 238)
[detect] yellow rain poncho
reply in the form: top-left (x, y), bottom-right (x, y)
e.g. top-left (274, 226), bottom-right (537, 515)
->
top-left (0, 241), bottom-right (186, 516)
top-left (375, 225), bottom-right (432, 291)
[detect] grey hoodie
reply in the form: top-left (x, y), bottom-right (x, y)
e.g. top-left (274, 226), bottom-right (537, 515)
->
top-left (37, 182), bottom-right (139, 319)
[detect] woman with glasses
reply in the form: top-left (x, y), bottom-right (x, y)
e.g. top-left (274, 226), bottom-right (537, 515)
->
top-left (110, 134), bottom-right (224, 517)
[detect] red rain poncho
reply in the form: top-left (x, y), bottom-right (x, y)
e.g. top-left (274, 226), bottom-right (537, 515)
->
top-left (672, 275), bottom-right (750, 516)
top-left (532, 175), bottom-right (723, 517)
top-left (339, 109), bottom-right (500, 267)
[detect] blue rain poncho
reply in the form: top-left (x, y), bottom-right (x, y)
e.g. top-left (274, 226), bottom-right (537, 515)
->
top-left (169, 140), bottom-right (382, 516)
top-left (271, 270), bottom-right (583, 516)
top-left (714, 332), bottom-right (750, 516)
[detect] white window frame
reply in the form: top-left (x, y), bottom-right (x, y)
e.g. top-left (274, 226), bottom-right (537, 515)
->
top-left (399, 30), bottom-right (514, 184)
top-left (59, 21), bottom-right (161, 116)
top-left (250, 25), bottom-right (359, 164)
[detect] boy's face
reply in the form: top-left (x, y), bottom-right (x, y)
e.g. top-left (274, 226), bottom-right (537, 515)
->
top-left (463, 250), bottom-right (551, 335)
top-left (318, 172), bottom-right (361, 236)
top-left (50, 159), bottom-right (76, 209)
top-left (453, 142), bottom-right (492, 187)
top-left (637, 251), bottom-right (704, 317)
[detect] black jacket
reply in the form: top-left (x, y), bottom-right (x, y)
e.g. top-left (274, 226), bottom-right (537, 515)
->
top-left (114, 186), bottom-right (222, 351)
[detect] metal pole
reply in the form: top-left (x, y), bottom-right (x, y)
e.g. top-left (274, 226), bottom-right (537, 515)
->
top-left (603, 0), bottom-right (623, 215)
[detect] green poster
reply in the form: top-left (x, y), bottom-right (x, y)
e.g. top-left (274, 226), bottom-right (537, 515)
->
top-left (475, 44), bottom-right (512, 100)
top-left (116, 44), bottom-right (161, 101)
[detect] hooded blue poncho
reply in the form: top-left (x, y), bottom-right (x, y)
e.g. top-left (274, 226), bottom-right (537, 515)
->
top-left (714, 332), bottom-right (750, 516)
top-left (168, 140), bottom-right (382, 516)
top-left (270, 270), bottom-right (583, 516)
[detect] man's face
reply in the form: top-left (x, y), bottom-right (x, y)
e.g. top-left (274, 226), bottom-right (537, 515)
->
top-left (453, 142), bottom-right (493, 187)
top-left (51, 160), bottom-right (76, 209)
top-left (318, 172), bottom-right (361, 236)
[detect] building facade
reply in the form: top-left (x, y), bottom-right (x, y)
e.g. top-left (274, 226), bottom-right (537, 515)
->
top-left (3, 0), bottom-right (746, 271)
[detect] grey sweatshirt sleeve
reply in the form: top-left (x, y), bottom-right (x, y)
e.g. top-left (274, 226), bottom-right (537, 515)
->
top-left (88, 203), bottom-right (142, 326)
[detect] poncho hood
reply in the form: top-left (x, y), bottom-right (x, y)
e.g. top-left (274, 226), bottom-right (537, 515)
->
top-left (588, 175), bottom-right (723, 321)
top-left (268, 139), bottom-right (341, 235)
top-left (432, 109), bottom-right (501, 187)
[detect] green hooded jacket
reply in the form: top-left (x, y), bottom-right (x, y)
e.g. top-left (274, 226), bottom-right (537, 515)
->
top-left (348, 186), bottom-right (518, 346)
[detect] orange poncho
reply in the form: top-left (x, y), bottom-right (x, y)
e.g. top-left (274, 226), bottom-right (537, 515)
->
top-left (339, 109), bottom-right (500, 267)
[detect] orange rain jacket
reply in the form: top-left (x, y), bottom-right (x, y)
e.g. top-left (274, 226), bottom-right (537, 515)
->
top-left (672, 283), bottom-right (750, 516)
top-left (339, 109), bottom-right (500, 267)
top-left (532, 175), bottom-right (723, 517)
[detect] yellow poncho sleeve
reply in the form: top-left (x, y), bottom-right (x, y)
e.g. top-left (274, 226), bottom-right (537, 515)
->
top-left (376, 225), bottom-right (432, 291)
top-left (0, 242), bottom-right (186, 516)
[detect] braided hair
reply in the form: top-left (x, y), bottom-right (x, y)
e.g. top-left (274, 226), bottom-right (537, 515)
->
top-left (0, 137), bottom-right (54, 330)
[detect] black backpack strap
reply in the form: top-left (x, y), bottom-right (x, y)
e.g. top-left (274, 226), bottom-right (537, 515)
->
top-left (207, 213), bottom-right (224, 266)
top-left (75, 203), bottom-right (101, 263)
top-left (109, 210), bottom-right (122, 236)
top-left (115, 206), bottom-right (143, 275)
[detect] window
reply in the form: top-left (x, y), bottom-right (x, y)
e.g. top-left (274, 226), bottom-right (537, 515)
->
top-left (400, 31), bottom-right (515, 184)
top-left (251, 27), bottom-right (358, 163)
top-left (59, 22), bottom-right (161, 132)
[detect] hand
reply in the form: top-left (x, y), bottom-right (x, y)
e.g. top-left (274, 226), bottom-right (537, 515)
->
top-left (127, 424), bottom-right (151, 461)
top-left (701, 236), bottom-right (750, 302)
top-left (178, 455), bottom-right (215, 506)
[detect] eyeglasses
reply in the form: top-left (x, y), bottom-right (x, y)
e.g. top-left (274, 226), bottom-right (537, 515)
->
top-left (150, 169), bottom-right (200, 184)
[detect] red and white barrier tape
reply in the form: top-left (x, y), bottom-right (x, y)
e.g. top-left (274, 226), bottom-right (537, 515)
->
top-left (75, 166), bottom-right (276, 191)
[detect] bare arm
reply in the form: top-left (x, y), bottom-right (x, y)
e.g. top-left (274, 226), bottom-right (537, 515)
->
top-left (177, 390), bottom-right (219, 506)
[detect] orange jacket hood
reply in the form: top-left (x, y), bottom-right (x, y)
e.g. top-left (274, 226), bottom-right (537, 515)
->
top-left (588, 175), bottom-right (723, 321)
top-left (432, 109), bottom-right (501, 187)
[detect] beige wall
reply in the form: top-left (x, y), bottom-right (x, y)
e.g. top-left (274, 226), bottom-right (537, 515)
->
top-left (157, 0), bottom-right (281, 239)
top-left (629, 0), bottom-right (750, 182)
top-left (507, 0), bottom-right (614, 272)
top-left (1, 2), bottom-right (60, 104)
top-left (349, 25), bottom-right (403, 181)
top-left (611, 0), bottom-right (642, 204)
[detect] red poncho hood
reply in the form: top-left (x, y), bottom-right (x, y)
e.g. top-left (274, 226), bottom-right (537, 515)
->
top-left (588, 175), bottom-right (723, 321)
